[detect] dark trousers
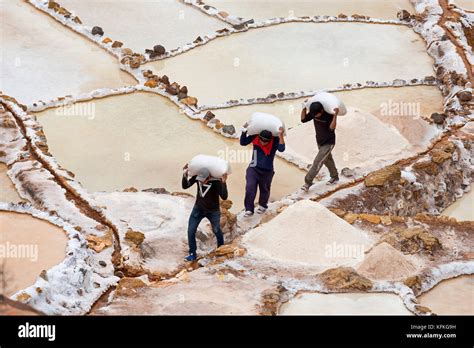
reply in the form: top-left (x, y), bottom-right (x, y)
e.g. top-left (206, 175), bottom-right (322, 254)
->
top-left (187, 205), bottom-right (224, 255)
top-left (244, 166), bottom-right (275, 213)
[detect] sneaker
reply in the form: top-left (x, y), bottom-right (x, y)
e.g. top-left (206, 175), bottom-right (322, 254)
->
top-left (301, 183), bottom-right (311, 192)
top-left (184, 253), bottom-right (197, 262)
top-left (244, 210), bottom-right (254, 217)
top-left (256, 206), bottom-right (267, 214)
top-left (327, 176), bottom-right (339, 185)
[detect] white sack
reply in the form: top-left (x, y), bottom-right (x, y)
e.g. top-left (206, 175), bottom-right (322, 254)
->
top-left (305, 92), bottom-right (347, 116)
top-left (188, 154), bottom-right (231, 179)
top-left (246, 112), bottom-right (286, 136)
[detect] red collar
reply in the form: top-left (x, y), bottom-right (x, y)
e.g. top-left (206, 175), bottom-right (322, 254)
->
top-left (252, 136), bottom-right (274, 156)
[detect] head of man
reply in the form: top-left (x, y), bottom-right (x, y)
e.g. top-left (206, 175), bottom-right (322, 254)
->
top-left (308, 101), bottom-right (324, 118)
top-left (196, 168), bottom-right (211, 183)
top-left (258, 130), bottom-right (272, 145)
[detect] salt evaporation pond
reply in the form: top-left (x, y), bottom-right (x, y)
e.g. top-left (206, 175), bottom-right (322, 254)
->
top-left (0, 211), bottom-right (68, 296)
top-left (442, 186), bottom-right (474, 221)
top-left (210, 85), bottom-right (443, 144)
top-left (0, 165), bottom-right (23, 203)
top-left (419, 276), bottom-right (474, 315)
top-left (148, 22), bottom-right (434, 106)
top-left (279, 292), bottom-right (412, 315)
top-left (0, 0), bottom-right (135, 105)
top-left (454, 0), bottom-right (474, 11)
top-left (206, 0), bottom-right (413, 21)
top-left (60, 0), bottom-right (228, 53)
top-left (284, 107), bottom-right (430, 171)
top-left (35, 92), bottom-right (305, 213)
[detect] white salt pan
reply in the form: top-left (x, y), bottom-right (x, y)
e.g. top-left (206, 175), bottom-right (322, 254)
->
top-left (60, 0), bottom-right (229, 52)
top-left (0, 211), bottom-right (68, 296)
top-left (419, 276), bottom-right (474, 315)
top-left (149, 22), bottom-right (434, 105)
top-left (285, 107), bottom-right (412, 171)
top-left (279, 292), bottom-right (412, 315)
top-left (0, 0), bottom-right (135, 105)
top-left (206, 0), bottom-right (414, 21)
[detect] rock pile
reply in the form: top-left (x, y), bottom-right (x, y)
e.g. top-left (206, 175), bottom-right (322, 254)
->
top-left (378, 227), bottom-right (441, 255)
top-left (319, 267), bottom-right (373, 291)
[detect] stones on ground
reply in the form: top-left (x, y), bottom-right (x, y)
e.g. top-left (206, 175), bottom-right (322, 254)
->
top-left (112, 41), bottom-right (123, 48)
top-left (413, 160), bottom-right (439, 175)
top-left (404, 275), bottom-right (422, 293)
top-left (125, 229), bottom-right (145, 247)
top-left (431, 149), bottom-right (452, 164)
top-left (165, 83), bottom-right (179, 95)
top-left (144, 79), bottom-right (158, 88)
top-left (397, 10), bottom-right (411, 21)
top-left (220, 199), bottom-right (237, 235)
top-left (319, 267), bottom-right (373, 291)
top-left (121, 48), bottom-right (133, 56)
top-left (203, 111), bottom-right (215, 122)
top-left (430, 112), bottom-right (446, 124)
top-left (178, 86), bottom-right (188, 100)
top-left (160, 75), bottom-right (170, 85)
top-left (458, 90), bottom-right (472, 102)
top-left (86, 230), bottom-right (113, 253)
top-left (102, 37), bottom-right (112, 44)
top-left (115, 277), bottom-right (147, 296)
top-left (142, 70), bottom-right (154, 78)
top-left (91, 26), bottom-right (104, 36)
top-left (379, 227), bottom-right (441, 255)
top-left (153, 45), bottom-right (166, 55)
top-left (123, 187), bottom-right (138, 192)
top-left (425, 76), bottom-right (436, 83)
top-left (222, 125), bottom-right (236, 135)
top-left (215, 120), bottom-right (224, 129)
top-left (364, 165), bottom-right (401, 187)
top-left (341, 167), bottom-right (355, 178)
top-left (359, 213), bottom-right (381, 224)
top-left (181, 97), bottom-right (198, 107)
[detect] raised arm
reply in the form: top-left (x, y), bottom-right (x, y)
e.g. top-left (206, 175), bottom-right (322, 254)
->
top-left (240, 122), bottom-right (255, 146)
top-left (219, 173), bottom-right (228, 200)
top-left (301, 105), bottom-right (313, 123)
top-left (182, 164), bottom-right (197, 189)
top-left (277, 127), bottom-right (285, 152)
top-left (329, 108), bottom-right (339, 130)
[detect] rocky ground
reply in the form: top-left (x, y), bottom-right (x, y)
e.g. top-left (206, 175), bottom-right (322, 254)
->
top-left (0, 0), bottom-right (473, 315)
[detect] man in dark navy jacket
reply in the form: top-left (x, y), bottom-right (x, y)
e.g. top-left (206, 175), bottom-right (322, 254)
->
top-left (240, 124), bottom-right (285, 217)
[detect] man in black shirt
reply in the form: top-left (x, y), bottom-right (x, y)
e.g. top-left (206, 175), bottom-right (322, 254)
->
top-left (182, 164), bottom-right (228, 261)
top-left (301, 101), bottom-right (339, 192)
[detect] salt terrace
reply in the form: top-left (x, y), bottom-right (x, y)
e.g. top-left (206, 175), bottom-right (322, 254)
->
top-left (0, 0), bottom-right (473, 316)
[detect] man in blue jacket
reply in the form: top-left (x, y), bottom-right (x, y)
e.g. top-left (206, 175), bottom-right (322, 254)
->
top-left (240, 124), bottom-right (285, 217)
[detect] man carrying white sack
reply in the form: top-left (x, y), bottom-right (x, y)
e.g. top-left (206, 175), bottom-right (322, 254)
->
top-left (301, 101), bottom-right (340, 192)
top-left (240, 125), bottom-right (285, 217)
top-left (182, 164), bottom-right (228, 262)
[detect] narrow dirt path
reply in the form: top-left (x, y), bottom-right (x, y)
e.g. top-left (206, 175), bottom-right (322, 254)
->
top-left (439, 0), bottom-right (474, 83)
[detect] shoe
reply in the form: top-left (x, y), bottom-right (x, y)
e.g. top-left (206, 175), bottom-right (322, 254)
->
top-left (184, 253), bottom-right (197, 262)
top-left (256, 206), bottom-right (267, 214)
top-left (301, 183), bottom-right (311, 192)
top-left (244, 210), bottom-right (254, 217)
top-left (327, 176), bottom-right (339, 185)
